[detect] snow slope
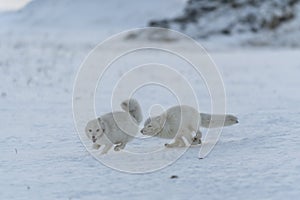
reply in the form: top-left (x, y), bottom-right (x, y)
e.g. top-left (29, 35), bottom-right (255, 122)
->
top-left (0, 0), bottom-right (186, 35)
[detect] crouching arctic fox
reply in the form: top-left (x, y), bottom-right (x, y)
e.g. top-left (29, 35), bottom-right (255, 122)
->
top-left (85, 99), bottom-right (142, 154)
top-left (141, 105), bottom-right (238, 147)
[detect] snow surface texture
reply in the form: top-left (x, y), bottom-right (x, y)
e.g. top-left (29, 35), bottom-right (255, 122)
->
top-left (1, 36), bottom-right (300, 200)
top-left (1, 0), bottom-right (300, 199)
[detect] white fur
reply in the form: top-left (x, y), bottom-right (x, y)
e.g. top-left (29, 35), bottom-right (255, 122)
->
top-left (141, 105), bottom-right (238, 147)
top-left (85, 99), bottom-right (142, 155)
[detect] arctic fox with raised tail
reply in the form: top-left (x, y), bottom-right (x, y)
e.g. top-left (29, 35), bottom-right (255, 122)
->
top-left (140, 105), bottom-right (238, 147)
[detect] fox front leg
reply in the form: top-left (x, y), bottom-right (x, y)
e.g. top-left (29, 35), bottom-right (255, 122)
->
top-left (92, 143), bottom-right (101, 150)
top-left (100, 143), bottom-right (113, 155)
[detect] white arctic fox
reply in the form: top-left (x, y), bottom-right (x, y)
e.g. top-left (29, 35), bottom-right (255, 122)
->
top-left (140, 105), bottom-right (238, 147)
top-left (85, 99), bottom-right (142, 154)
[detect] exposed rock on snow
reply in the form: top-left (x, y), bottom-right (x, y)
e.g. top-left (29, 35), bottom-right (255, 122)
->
top-left (148, 0), bottom-right (300, 46)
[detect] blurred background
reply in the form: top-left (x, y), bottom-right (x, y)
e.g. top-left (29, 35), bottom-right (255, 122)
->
top-left (0, 0), bottom-right (31, 11)
top-left (1, 0), bottom-right (300, 46)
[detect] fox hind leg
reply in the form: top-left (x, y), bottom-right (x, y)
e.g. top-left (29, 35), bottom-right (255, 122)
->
top-left (187, 125), bottom-right (202, 145)
top-left (100, 143), bottom-right (113, 155)
top-left (183, 132), bottom-right (194, 145)
top-left (114, 142), bottom-right (126, 151)
top-left (192, 130), bottom-right (202, 145)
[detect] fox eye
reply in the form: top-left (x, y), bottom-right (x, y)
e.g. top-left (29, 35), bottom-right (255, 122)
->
top-left (88, 129), bottom-right (92, 132)
top-left (96, 129), bottom-right (100, 132)
top-left (148, 125), bottom-right (152, 128)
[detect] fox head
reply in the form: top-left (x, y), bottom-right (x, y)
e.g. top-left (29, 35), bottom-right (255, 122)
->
top-left (140, 115), bottom-right (166, 136)
top-left (85, 118), bottom-right (106, 143)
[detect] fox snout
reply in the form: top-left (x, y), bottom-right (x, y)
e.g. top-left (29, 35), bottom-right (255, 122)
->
top-left (92, 136), bottom-right (97, 143)
top-left (140, 129), bottom-right (144, 134)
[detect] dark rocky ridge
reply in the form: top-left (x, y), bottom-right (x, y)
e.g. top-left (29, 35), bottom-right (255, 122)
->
top-left (148, 0), bottom-right (300, 39)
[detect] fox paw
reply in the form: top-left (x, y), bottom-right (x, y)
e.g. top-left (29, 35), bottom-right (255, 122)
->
top-left (92, 143), bottom-right (101, 149)
top-left (165, 143), bottom-right (177, 148)
top-left (114, 145), bottom-right (125, 151)
top-left (114, 146), bottom-right (121, 151)
top-left (192, 137), bottom-right (202, 145)
top-left (164, 143), bottom-right (171, 148)
top-left (100, 151), bottom-right (108, 155)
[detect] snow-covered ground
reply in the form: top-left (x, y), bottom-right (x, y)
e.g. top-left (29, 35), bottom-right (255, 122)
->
top-left (1, 0), bottom-right (300, 199)
top-left (1, 36), bottom-right (300, 199)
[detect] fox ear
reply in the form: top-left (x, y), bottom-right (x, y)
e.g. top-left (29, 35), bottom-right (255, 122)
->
top-left (144, 118), bottom-right (151, 126)
top-left (154, 116), bottom-right (160, 122)
top-left (120, 101), bottom-right (129, 111)
top-left (122, 102), bottom-right (128, 107)
top-left (155, 114), bottom-right (166, 125)
top-left (97, 118), bottom-right (106, 132)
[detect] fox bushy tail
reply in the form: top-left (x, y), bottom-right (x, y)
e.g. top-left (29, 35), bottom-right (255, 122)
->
top-left (200, 113), bottom-right (238, 128)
